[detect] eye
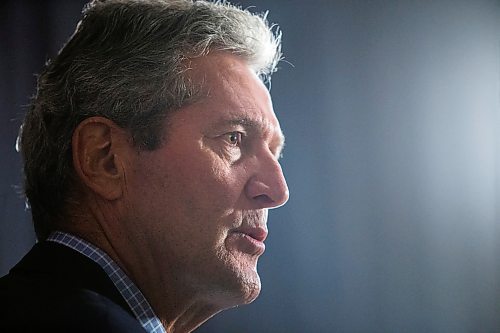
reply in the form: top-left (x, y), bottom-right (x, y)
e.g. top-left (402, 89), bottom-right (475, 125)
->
top-left (226, 132), bottom-right (243, 146)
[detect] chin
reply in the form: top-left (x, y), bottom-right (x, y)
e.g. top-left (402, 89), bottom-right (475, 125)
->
top-left (211, 263), bottom-right (262, 308)
top-left (239, 275), bottom-right (262, 304)
top-left (201, 245), bottom-right (264, 307)
top-left (227, 263), bottom-right (263, 306)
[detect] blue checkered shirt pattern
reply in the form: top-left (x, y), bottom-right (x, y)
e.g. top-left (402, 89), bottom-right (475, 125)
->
top-left (47, 231), bottom-right (166, 333)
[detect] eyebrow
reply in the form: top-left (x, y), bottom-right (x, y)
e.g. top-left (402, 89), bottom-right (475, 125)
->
top-left (215, 117), bottom-right (286, 157)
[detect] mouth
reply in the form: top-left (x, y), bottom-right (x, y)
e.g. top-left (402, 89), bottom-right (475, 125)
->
top-left (228, 226), bottom-right (268, 256)
top-left (238, 226), bottom-right (268, 242)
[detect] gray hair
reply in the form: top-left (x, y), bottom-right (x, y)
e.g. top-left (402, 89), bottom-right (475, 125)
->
top-left (20, 0), bottom-right (282, 240)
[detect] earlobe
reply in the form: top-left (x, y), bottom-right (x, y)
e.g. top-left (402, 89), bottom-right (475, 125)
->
top-left (72, 117), bottom-right (127, 201)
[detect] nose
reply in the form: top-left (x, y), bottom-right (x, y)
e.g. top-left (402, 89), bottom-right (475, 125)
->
top-left (245, 151), bottom-right (289, 209)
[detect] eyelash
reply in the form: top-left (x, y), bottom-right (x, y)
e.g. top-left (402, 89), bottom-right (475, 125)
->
top-left (220, 132), bottom-right (283, 159)
top-left (226, 131), bottom-right (243, 147)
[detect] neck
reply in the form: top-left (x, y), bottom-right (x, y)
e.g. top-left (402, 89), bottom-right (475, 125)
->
top-left (156, 296), bottom-right (222, 333)
top-left (64, 202), bottom-right (228, 333)
top-left (125, 257), bottom-right (226, 333)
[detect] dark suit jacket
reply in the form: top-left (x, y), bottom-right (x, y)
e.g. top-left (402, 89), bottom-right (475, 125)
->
top-left (0, 241), bottom-right (147, 332)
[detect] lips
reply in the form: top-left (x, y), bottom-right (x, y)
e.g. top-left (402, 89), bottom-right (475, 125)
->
top-left (227, 226), bottom-right (268, 255)
top-left (235, 226), bottom-right (268, 242)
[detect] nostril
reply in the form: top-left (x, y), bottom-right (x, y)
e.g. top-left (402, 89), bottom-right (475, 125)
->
top-left (253, 194), bottom-right (273, 205)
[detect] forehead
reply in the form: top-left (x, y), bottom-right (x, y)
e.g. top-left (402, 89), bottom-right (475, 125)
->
top-left (183, 53), bottom-right (284, 143)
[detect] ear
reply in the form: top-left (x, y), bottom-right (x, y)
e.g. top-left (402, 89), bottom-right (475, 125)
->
top-left (72, 116), bottom-right (129, 201)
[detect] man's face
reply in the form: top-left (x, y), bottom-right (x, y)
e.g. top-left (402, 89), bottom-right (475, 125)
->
top-left (120, 53), bottom-right (289, 307)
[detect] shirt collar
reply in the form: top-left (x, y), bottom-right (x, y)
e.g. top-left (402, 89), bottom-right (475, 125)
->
top-left (47, 231), bottom-right (167, 333)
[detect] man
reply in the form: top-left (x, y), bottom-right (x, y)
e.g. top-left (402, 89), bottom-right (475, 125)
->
top-left (0, 0), bottom-right (289, 332)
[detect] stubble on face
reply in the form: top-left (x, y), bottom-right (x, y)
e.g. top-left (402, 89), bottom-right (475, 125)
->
top-left (120, 52), bottom-right (286, 311)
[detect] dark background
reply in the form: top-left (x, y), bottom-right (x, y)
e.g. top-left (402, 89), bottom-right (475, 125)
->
top-left (1, 1), bottom-right (499, 332)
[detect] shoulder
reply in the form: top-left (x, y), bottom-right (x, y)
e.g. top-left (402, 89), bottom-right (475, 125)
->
top-left (0, 286), bottom-right (146, 332)
top-left (0, 241), bottom-right (146, 332)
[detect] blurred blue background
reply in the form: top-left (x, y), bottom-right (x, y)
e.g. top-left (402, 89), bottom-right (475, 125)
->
top-left (1, 1), bottom-right (499, 332)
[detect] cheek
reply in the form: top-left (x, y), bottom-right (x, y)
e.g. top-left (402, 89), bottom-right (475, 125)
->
top-left (176, 150), bottom-right (246, 208)
top-left (129, 147), bottom-right (250, 230)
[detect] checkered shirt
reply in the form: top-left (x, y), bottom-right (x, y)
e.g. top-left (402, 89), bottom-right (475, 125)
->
top-left (47, 231), bottom-right (167, 333)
